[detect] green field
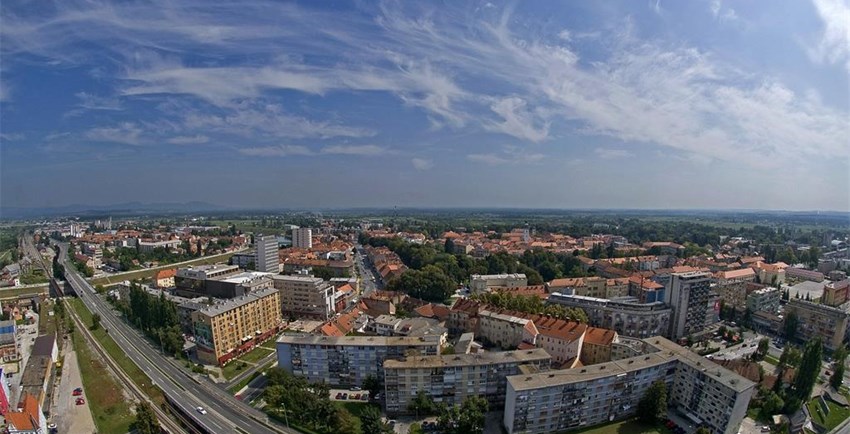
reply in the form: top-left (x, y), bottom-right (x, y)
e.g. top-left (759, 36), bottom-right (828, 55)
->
top-left (71, 317), bottom-right (135, 433)
top-left (90, 251), bottom-right (236, 285)
top-left (0, 285), bottom-right (48, 300)
top-left (240, 346), bottom-right (274, 364)
top-left (567, 419), bottom-right (673, 434)
top-left (764, 355), bottom-right (780, 366)
top-left (808, 397), bottom-right (850, 431)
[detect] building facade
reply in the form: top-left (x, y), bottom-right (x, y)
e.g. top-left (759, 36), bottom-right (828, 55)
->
top-left (384, 349), bottom-right (552, 415)
top-left (666, 272), bottom-right (711, 340)
top-left (192, 287), bottom-right (282, 365)
top-left (292, 228), bottom-right (313, 249)
top-left (471, 274), bottom-right (528, 294)
top-left (547, 293), bottom-right (671, 339)
top-left (271, 275), bottom-right (335, 320)
top-left (255, 235), bottom-right (280, 273)
top-left (784, 299), bottom-right (850, 351)
top-left (503, 337), bottom-right (755, 434)
top-left (745, 287), bottom-right (780, 313)
top-left (276, 334), bottom-right (441, 386)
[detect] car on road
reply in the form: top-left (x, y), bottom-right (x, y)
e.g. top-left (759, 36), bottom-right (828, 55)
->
top-left (350, 386), bottom-right (362, 391)
top-left (196, 406), bottom-right (207, 415)
top-left (75, 398), bottom-right (85, 405)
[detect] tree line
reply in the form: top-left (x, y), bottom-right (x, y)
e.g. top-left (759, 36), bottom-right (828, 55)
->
top-left (110, 282), bottom-right (184, 356)
top-left (470, 292), bottom-right (589, 323)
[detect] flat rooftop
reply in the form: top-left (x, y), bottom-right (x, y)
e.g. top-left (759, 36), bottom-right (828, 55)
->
top-left (508, 336), bottom-right (755, 394)
top-left (215, 271), bottom-right (274, 284)
top-left (384, 349), bottom-right (551, 369)
top-left (277, 333), bottom-right (440, 347)
top-left (197, 286), bottom-right (278, 317)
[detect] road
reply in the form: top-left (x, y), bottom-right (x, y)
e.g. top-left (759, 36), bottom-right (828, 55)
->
top-left (59, 243), bottom-right (293, 434)
top-left (354, 245), bottom-right (382, 296)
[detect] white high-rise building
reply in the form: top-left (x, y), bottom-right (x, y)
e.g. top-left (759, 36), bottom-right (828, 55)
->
top-left (665, 271), bottom-right (711, 339)
top-left (255, 235), bottom-right (280, 273)
top-left (292, 228), bottom-right (313, 249)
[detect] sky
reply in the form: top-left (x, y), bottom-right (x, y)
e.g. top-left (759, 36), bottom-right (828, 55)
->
top-left (1, 0), bottom-right (849, 212)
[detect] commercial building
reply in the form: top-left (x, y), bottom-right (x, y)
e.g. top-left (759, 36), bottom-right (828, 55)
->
top-left (547, 293), bottom-right (672, 339)
top-left (471, 274), bottom-right (528, 294)
top-left (192, 287), bottom-right (282, 365)
top-left (272, 275), bottom-right (336, 320)
top-left (784, 298), bottom-right (850, 351)
top-left (745, 287), bottom-right (780, 313)
top-left (665, 272), bottom-right (711, 340)
top-left (255, 234), bottom-right (280, 273)
top-left (276, 334), bottom-right (441, 387)
top-left (175, 264), bottom-right (274, 299)
top-left (175, 264), bottom-right (240, 297)
top-left (384, 349), bottom-right (552, 415)
top-left (503, 337), bottom-right (755, 434)
top-left (292, 228), bottom-right (313, 249)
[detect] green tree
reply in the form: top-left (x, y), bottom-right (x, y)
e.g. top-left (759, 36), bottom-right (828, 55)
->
top-left (360, 405), bottom-right (392, 434)
top-left (779, 346), bottom-right (802, 368)
top-left (331, 407), bottom-right (360, 434)
top-left (830, 363), bottom-right (845, 390)
top-left (438, 396), bottom-right (488, 434)
top-left (91, 313), bottom-right (101, 330)
top-left (444, 238), bottom-right (455, 254)
top-left (637, 381), bottom-right (667, 424)
top-left (783, 311), bottom-right (799, 341)
top-left (695, 428), bottom-right (711, 434)
top-left (793, 339), bottom-right (823, 403)
top-left (362, 374), bottom-right (382, 399)
top-left (133, 402), bottom-right (161, 434)
top-left (754, 338), bottom-right (770, 361)
top-left (409, 390), bottom-right (437, 418)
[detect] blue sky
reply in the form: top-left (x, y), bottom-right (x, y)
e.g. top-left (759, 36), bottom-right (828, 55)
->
top-left (1, 0), bottom-right (848, 211)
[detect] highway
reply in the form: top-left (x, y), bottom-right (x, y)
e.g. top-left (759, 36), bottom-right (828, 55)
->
top-left (58, 243), bottom-right (292, 434)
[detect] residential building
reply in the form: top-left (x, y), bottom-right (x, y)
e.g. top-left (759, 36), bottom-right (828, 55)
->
top-left (547, 277), bottom-right (629, 299)
top-left (503, 337), bottom-right (755, 434)
top-left (384, 349), bottom-right (552, 414)
top-left (276, 334), bottom-right (441, 386)
top-left (153, 268), bottom-right (177, 288)
top-left (0, 320), bottom-right (18, 362)
top-left (751, 261), bottom-right (787, 286)
top-left (471, 274), bottom-right (528, 294)
top-left (785, 267), bottom-right (824, 283)
top-left (137, 239), bottom-right (181, 253)
top-left (784, 299), bottom-right (850, 351)
top-left (271, 275), bottom-right (335, 320)
top-left (292, 228), bottom-right (313, 249)
top-left (580, 327), bottom-right (618, 366)
top-left (547, 293), bottom-right (672, 339)
top-left (5, 393), bottom-right (45, 434)
top-left (477, 309), bottom-right (539, 350)
top-left (715, 268), bottom-right (757, 311)
top-left (230, 250), bottom-right (256, 269)
top-left (666, 271), bottom-right (711, 340)
top-left (746, 287), bottom-right (780, 313)
top-left (255, 234), bottom-right (280, 273)
top-left (822, 279), bottom-right (850, 307)
top-left (192, 287), bottom-right (282, 365)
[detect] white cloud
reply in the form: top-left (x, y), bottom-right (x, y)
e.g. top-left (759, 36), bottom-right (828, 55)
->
top-left (74, 92), bottom-right (122, 111)
top-left (321, 145), bottom-right (386, 156)
top-left (467, 147), bottom-right (545, 166)
top-left (85, 122), bottom-right (144, 145)
top-left (485, 97), bottom-right (550, 142)
top-left (595, 148), bottom-right (634, 159)
top-left (166, 135), bottom-right (209, 145)
top-left (809, 0), bottom-right (850, 71)
top-left (238, 145), bottom-right (314, 157)
top-left (411, 158), bottom-right (433, 170)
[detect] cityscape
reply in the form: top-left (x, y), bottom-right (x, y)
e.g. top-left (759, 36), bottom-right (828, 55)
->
top-left (1, 1), bottom-right (849, 434)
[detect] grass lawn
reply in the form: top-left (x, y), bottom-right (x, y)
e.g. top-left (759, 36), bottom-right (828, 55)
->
top-left (68, 298), bottom-right (165, 407)
top-left (240, 346), bottom-right (274, 364)
top-left (38, 300), bottom-right (59, 336)
top-left (764, 355), bottom-right (780, 366)
top-left (0, 285), bottom-right (48, 300)
top-left (222, 360), bottom-right (252, 380)
top-left (568, 419), bottom-right (673, 434)
top-left (72, 320), bottom-right (135, 433)
top-left (90, 252), bottom-right (236, 286)
top-left (807, 397), bottom-right (850, 430)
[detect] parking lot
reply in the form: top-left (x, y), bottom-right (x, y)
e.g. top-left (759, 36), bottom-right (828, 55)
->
top-left (329, 387), bottom-right (370, 402)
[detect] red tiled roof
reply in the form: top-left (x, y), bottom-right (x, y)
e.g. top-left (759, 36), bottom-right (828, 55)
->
top-left (155, 268), bottom-right (177, 280)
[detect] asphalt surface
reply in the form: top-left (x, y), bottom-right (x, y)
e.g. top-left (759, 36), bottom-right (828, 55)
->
top-left (59, 243), bottom-right (292, 434)
top-left (354, 245), bottom-right (382, 295)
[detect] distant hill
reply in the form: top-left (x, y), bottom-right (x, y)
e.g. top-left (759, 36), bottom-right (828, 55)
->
top-left (0, 201), bottom-right (228, 219)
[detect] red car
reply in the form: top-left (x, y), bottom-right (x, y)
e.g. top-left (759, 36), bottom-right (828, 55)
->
top-left (75, 398), bottom-right (85, 405)
top-left (72, 389), bottom-right (82, 396)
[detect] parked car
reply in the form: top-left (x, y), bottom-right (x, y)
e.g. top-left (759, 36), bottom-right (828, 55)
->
top-left (354, 394), bottom-right (361, 400)
top-left (75, 398), bottom-right (85, 405)
top-left (335, 393), bottom-right (343, 399)
top-left (341, 393), bottom-right (348, 400)
top-left (72, 389), bottom-right (82, 396)
top-left (360, 394), bottom-right (368, 401)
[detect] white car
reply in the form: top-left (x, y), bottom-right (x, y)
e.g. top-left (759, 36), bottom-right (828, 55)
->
top-left (196, 406), bottom-right (207, 415)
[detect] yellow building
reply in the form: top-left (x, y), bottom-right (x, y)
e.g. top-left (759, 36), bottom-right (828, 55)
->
top-left (192, 287), bottom-right (282, 365)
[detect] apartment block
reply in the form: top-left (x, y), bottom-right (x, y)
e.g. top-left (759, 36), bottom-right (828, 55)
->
top-left (547, 293), bottom-right (672, 339)
top-left (714, 268), bottom-right (756, 311)
top-left (745, 287), bottom-right (780, 313)
top-left (271, 275), bottom-right (335, 320)
top-left (471, 274), bottom-right (528, 294)
top-left (384, 349), bottom-right (552, 415)
top-left (276, 334), bottom-right (441, 387)
top-left (822, 279), bottom-right (850, 307)
top-left (255, 234), bottom-right (280, 273)
top-left (192, 287), bottom-right (282, 365)
top-left (784, 298), bottom-right (850, 351)
top-left (503, 337), bottom-right (755, 434)
top-left (547, 277), bottom-right (629, 299)
top-left (292, 227), bottom-right (313, 249)
top-left (666, 272), bottom-right (711, 340)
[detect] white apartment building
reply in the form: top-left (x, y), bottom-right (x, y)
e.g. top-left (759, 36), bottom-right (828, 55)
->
top-left (503, 337), bottom-right (755, 434)
top-left (276, 334), bottom-right (441, 387)
top-left (470, 274), bottom-right (528, 294)
top-left (292, 228), bottom-right (313, 249)
top-left (384, 349), bottom-right (552, 414)
top-left (665, 271), bottom-right (711, 340)
top-left (745, 287), bottom-right (780, 313)
top-left (255, 234), bottom-right (280, 273)
top-left (271, 275), bottom-right (335, 320)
